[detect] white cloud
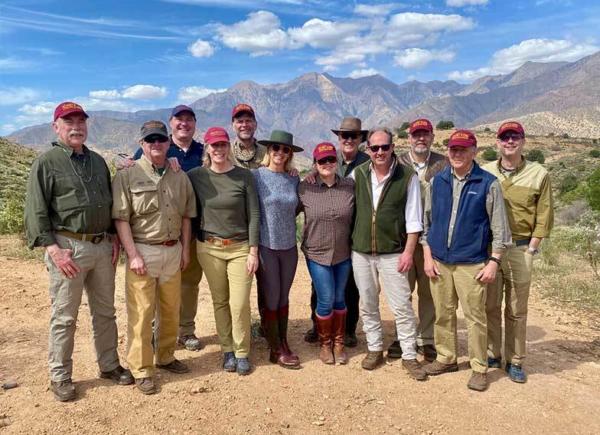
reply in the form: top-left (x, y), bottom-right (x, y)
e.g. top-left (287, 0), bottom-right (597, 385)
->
top-left (348, 68), bottom-right (380, 79)
top-left (394, 48), bottom-right (455, 69)
top-left (121, 84), bottom-right (168, 100)
top-left (448, 38), bottom-right (599, 81)
top-left (354, 3), bottom-right (402, 17)
top-left (0, 87), bottom-right (41, 105)
top-left (18, 101), bottom-right (55, 115)
top-left (178, 86), bottom-right (227, 103)
top-left (387, 13), bottom-right (475, 35)
top-left (446, 0), bottom-right (488, 6)
top-left (315, 52), bottom-right (366, 71)
top-left (216, 11), bottom-right (294, 56)
top-left (0, 56), bottom-right (34, 70)
top-left (89, 89), bottom-right (121, 99)
top-left (288, 18), bottom-right (364, 49)
top-left (188, 39), bottom-right (214, 57)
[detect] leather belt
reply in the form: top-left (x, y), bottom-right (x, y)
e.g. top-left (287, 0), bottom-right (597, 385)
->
top-left (514, 239), bottom-right (531, 247)
top-left (205, 236), bottom-right (239, 247)
top-left (151, 240), bottom-right (179, 247)
top-left (57, 230), bottom-right (105, 244)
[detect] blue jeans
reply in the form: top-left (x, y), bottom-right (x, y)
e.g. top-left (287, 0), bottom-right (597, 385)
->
top-left (306, 258), bottom-right (351, 317)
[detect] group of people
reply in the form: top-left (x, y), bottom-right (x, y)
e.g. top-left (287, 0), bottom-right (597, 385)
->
top-left (24, 100), bottom-right (553, 401)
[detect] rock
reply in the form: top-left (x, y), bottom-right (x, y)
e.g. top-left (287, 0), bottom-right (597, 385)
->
top-left (312, 421), bottom-right (324, 426)
top-left (2, 380), bottom-right (18, 390)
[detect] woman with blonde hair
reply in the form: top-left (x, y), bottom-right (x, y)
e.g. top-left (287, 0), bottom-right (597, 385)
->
top-left (253, 130), bottom-right (303, 369)
top-left (187, 127), bottom-right (259, 376)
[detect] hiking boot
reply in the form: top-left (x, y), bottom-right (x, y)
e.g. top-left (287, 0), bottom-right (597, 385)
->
top-left (361, 351), bottom-right (384, 370)
top-left (467, 371), bottom-right (488, 391)
top-left (178, 334), bottom-right (203, 351)
top-left (100, 365), bottom-right (134, 385)
top-left (506, 363), bottom-right (527, 383)
top-left (157, 359), bottom-right (189, 374)
top-left (236, 357), bottom-right (251, 376)
top-left (222, 352), bottom-right (237, 372)
top-left (304, 326), bottom-right (318, 343)
top-left (344, 332), bottom-right (358, 348)
top-left (135, 377), bottom-right (156, 395)
top-left (488, 357), bottom-right (502, 369)
top-left (402, 359), bottom-right (428, 381)
top-left (423, 360), bottom-right (459, 376)
top-left (50, 379), bottom-right (76, 402)
top-left (417, 344), bottom-right (437, 363)
top-left (387, 340), bottom-right (402, 359)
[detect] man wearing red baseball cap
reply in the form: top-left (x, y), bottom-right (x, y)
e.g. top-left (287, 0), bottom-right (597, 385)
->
top-left (421, 129), bottom-right (511, 391)
top-left (392, 118), bottom-right (448, 362)
top-left (483, 121), bottom-right (553, 383)
top-left (25, 102), bottom-right (134, 401)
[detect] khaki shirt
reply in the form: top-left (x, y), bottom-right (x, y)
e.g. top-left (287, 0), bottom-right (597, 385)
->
top-left (482, 158), bottom-right (554, 240)
top-left (232, 138), bottom-right (266, 169)
top-left (112, 155), bottom-right (197, 244)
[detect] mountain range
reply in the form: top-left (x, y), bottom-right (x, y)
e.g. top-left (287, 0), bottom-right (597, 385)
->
top-left (7, 51), bottom-right (600, 155)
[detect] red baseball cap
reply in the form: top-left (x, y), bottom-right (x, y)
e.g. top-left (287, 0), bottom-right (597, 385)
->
top-left (204, 126), bottom-right (230, 145)
top-left (409, 118), bottom-right (433, 134)
top-left (231, 103), bottom-right (255, 120)
top-left (447, 129), bottom-right (477, 148)
top-left (497, 121), bottom-right (525, 138)
top-left (313, 142), bottom-right (337, 161)
top-left (53, 101), bottom-right (89, 121)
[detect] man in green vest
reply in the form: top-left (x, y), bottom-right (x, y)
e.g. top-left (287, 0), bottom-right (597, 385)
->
top-left (350, 127), bottom-right (427, 381)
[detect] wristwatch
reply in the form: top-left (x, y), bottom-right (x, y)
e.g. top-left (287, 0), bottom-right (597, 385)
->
top-left (487, 256), bottom-right (501, 265)
top-left (527, 247), bottom-right (539, 255)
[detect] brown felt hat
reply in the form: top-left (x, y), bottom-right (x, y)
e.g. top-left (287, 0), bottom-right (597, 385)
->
top-left (331, 117), bottom-right (368, 143)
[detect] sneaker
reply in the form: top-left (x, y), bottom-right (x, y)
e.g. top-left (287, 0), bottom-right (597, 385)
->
top-left (100, 365), bottom-right (134, 385)
top-left (387, 341), bottom-right (403, 359)
top-left (488, 357), bottom-right (502, 368)
top-left (304, 326), bottom-right (318, 343)
top-left (156, 359), bottom-right (189, 374)
top-left (402, 359), bottom-right (428, 381)
top-left (178, 334), bottom-right (203, 351)
top-left (467, 371), bottom-right (488, 391)
top-left (361, 350), bottom-right (384, 370)
top-left (236, 357), bottom-right (251, 376)
top-left (223, 352), bottom-right (237, 372)
top-left (135, 377), bottom-right (156, 395)
top-left (423, 360), bottom-right (459, 376)
top-left (50, 379), bottom-right (76, 402)
top-left (506, 363), bottom-right (527, 383)
top-left (344, 332), bottom-right (358, 348)
top-left (417, 344), bottom-right (437, 363)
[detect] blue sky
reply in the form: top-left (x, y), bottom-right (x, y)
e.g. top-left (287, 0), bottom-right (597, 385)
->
top-left (1, 0), bottom-right (599, 135)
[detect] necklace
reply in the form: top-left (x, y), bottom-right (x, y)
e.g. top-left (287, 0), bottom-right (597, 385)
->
top-left (62, 147), bottom-right (93, 183)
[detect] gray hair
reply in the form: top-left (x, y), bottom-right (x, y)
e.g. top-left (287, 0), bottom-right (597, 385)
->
top-left (367, 127), bottom-right (393, 144)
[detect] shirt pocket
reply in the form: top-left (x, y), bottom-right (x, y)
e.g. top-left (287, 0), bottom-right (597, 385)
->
top-left (130, 184), bottom-right (159, 215)
top-left (52, 174), bottom-right (86, 211)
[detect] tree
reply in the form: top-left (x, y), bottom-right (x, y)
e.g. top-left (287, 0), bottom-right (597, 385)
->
top-left (587, 168), bottom-right (600, 211)
top-left (562, 133), bottom-right (570, 139)
top-left (526, 149), bottom-right (545, 164)
top-left (399, 121), bottom-right (410, 131)
top-left (481, 148), bottom-right (498, 161)
top-left (484, 127), bottom-right (491, 133)
top-left (397, 130), bottom-right (408, 139)
top-left (442, 138), bottom-right (450, 147)
top-left (589, 149), bottom-right (600, 158)
top-left (560, 174), bottom-right (579, 195)
top-left (436, 120), bottom-right (454, 130)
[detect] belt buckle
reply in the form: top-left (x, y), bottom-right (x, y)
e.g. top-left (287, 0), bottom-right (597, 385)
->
top-left (91, 234), bottom-right (104, 244)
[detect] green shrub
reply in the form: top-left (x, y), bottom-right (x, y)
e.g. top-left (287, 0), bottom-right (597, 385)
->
top-left (589, 149), bottom-right (600, 158)
top-left (484, 127), bottom-right (491, 133)
top-left (397, 130), bottom-right (408, 139)
top-left (562, 133), bottom-right (570, 139)
top-left (587, 168), bottom-right (600, 211)
top-left (399, 121), bottom-right (410, 131)
top-left (526, 149), bottom-right (545, 164)
top-left (0, 195), bottom-right (25, 235)
top-left (442, 138), bottom-right (449, 147)
top-left (481, 148), bottom-right (498, 161)
top-left (559, 174), bottom-right (579, 195)
top-left (436, 120), bottom-right (454, 130)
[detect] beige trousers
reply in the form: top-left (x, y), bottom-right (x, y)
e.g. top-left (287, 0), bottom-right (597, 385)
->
top-left (409, 244), bottom-right (435, 346)
top-left (179, 238), bottom-right (204, 336)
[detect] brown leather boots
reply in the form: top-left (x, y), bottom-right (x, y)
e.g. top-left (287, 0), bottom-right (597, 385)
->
top-left (316, 309), bottom-right (348, 365)
top-left (264, 307), bottom-right (300, 369)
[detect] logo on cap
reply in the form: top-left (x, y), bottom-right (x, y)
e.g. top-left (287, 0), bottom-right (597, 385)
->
top-left (409, 118), bottom-right (433, 134)
top-left (53, 101), bottom-right (89, 121)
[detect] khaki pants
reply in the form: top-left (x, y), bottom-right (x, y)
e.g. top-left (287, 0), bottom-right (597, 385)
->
top-left (487, 245), bottom-right (534, 365)
top-left (126, 242), bottom-right (182, 379)
top-left (408, 244), bottom-right (435, 346)
top-left (197, 241), bottom-right (253, 358)
top-left (430, 261), bottom-right (488, 373)
top-left (45, 234), bottom-right (119, 382)
top-left (179, 238), bottom-right (203, 337)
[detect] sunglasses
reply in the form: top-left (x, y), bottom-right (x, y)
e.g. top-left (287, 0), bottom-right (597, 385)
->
top-left (499, 133), bottom-right (524, 142)
top-left (271, 144), bottom-right (291, 154)
top-left (340, 132), bottom-right (360, 140)
top-left (368, 144), bottom-right (392, 152)
top-left (317, 156), bottom-right (337, 165)
top-left (144, 135), bottom-right (168, 143)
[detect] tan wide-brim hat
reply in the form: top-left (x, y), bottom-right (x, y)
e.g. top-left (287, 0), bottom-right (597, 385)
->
top-left (331, 116), bottom-right (368, 143)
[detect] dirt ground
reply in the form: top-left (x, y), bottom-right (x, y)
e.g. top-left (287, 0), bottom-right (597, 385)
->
top-left (1, 239), bottom-right (599, 434)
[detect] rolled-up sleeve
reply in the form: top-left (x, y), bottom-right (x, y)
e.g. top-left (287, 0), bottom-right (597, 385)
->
top-left (487, 180), bottom-right (512, 253)
top-left (532, 173), bottom-right (554, 238)
top-left (404, 174), bottom-right (423, 234)
top-left (245, 173), bottom-right (260, 246)
top-left (24, 159), bottom-right (55, 249)
top-left (111, 170), bottom-right (132, 222)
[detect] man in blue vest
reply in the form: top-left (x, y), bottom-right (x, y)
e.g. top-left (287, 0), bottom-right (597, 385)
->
top-left (421, 129), bottom-right (511, 391)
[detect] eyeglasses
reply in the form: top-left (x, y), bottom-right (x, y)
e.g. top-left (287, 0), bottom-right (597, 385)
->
top-left (271, 144), bottom-right (291, 154)
top-left (317, 156), bottom-right (337, 165)
top-left (340, 132), bottom-right (360, 140)
top-left (144, 135), bottom-right (168, 143)
top-left (367, 144), bottom-right (392, 152)
top-left (499, 133), bottom-right (523, 142)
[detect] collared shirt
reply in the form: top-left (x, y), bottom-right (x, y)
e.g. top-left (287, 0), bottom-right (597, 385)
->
top-left (298, 175), bottom-right (355, 266)
top-left (482, 158), bottom-right (554, 240)
top-left (232, 138), bottom-right (266, 170)
top-left (133, 138), bottom-right (204, 173)
top-left (422, 164), bottom-right (512, 253)
top-left (350, 159), bottom-right (423, 233)
top-left (337, 149), bottom-right (369, 178)
top-left (25, 142), bottom-right (113, 248)
top-left (111, 155), bottom-right (196, 244)
top-left (408, 151), bottom-right (430, 177)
